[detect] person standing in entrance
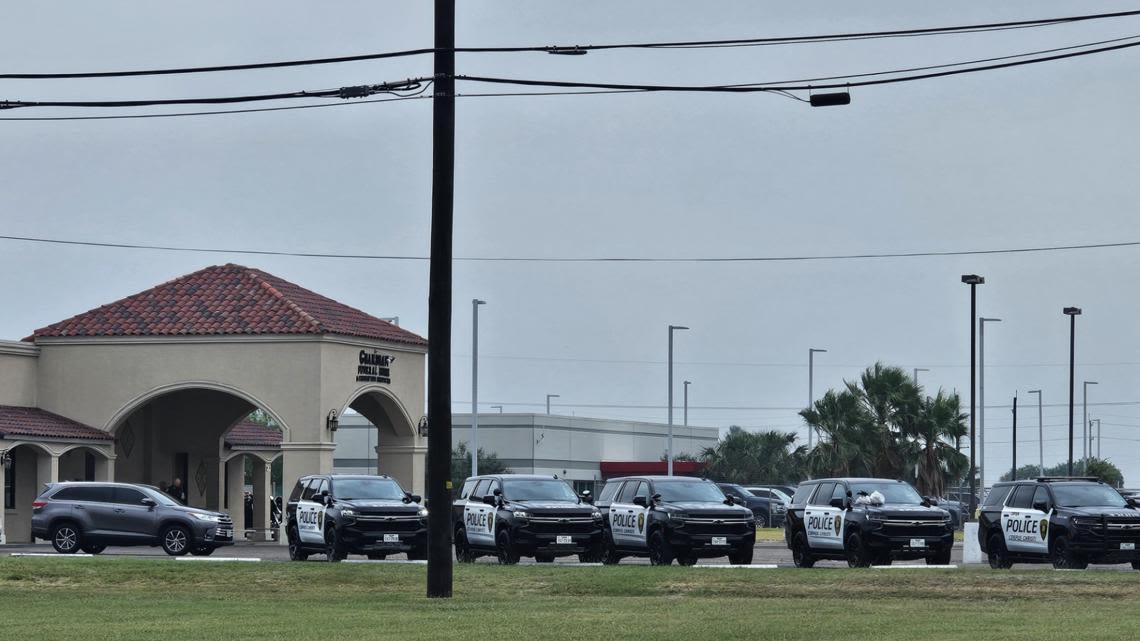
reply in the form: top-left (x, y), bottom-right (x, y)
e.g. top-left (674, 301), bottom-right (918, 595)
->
top-left (167, 478), bottom-right (188, 504)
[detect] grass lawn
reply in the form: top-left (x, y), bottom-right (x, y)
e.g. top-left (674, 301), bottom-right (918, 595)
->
top-left (2, 557), bottom-right (1137, 640)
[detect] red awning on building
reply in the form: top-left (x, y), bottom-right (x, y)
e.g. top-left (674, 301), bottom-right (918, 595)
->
top-left (599, 461), bottom-right (705, 479)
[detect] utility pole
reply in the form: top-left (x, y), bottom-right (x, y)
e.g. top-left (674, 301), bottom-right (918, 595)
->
top-left (1096, 418), bottom-right (1101, 458)
top-left (683, 380), bottom-right (691, 427)
top-left (471, 299), bottom-right (485, 477)
top-left (1011, 394), bottom-right (1017, 481)
top-left (426, 0), bottom-right (455, 599)
top-left (1082, 381), bottom-right (1098, 467)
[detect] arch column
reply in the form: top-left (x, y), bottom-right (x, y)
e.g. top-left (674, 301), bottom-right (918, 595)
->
top-left (94, 455), bottom-right (115, 482)
top-left (36, 451), bottom-right (59, 494)
top-left (251, 458), bottom-right (273, 541)
top-left (224, 455), bottom-right (246, 537)
top-left (0, 455), bottom-right (7, 545)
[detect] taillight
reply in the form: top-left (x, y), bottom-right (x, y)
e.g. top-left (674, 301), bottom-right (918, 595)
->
top-left (31, 500), bottom-right (47, 509)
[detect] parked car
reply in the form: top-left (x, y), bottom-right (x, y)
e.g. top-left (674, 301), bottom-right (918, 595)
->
top-left (745, 486), bottom-right (793, 508)
top-left (452, 474), bottom-right (604, 564)
top-left (785, 478), bottom-right (954, 567)
top-left (718, 483), bottom-right (786, 527)
top-left (934, 497), bottom-right (967, 529)
top-left (31, 482), bottom-right (234, 556)
top-left (597, 476), bottom-right (756, 565)
top-left (285, 474), bottom-right (427, 562)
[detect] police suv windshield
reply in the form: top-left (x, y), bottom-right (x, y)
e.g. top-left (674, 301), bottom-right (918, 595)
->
top-left (503, 480), bottom-right (578, 502)
top-left (655, 481), bottom-right (726, 503)
top-left (1052, 484), bottom-right (1128, 508)
top-left (333, 478), bottom-right (406, 501)
top-left (848, 482), bottom-right (923, 505)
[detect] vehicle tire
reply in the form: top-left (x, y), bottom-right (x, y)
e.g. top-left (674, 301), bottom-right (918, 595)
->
top-left (601, 534), bottom-right (622, 565)
top-left (728, 543), bottom-right (754, 565)
top-left (647, 529), bottom-right (675, 566)
top-left (873, 549), bottom-right (892, 566)
top-left (80, 544), bottom-right (106, 555)
top-left (677, 552), bottom-right (699, 566)
top-left (190, 546), bottom-right (216, 557)
top-left (756, 511), bottom-right (771, 528)
top-left (791, 532), bottom-right (815, 568)
top-left (845, 532), bottom-right (872, 568)
top-left (534, 553), bottom-right (555, 563)
top-left (1050, 535), bottom-right (1088, 570)
top-left (51, 523), bottom-right (82, 554)
top-left (926, 547), bottom-right (952, 565)
top-left (324, 526), bottom-right (347, 562)
top-left (496, 529), bottom-right (520, 565)
top-left (366, 553), bottom-right (387, 560)
top-left (161, 525), bottom-right (192, 556)
top-left (578, 541), bottom-right (604, 563)
top-left (987, 534), bottom-right (1013, 570)
top-left (287, 526), bottom-right (309, 561)
top-left (1131, 560), bottom-right (1140, 571)
top-left (455, 527), bottom-right (474, 563)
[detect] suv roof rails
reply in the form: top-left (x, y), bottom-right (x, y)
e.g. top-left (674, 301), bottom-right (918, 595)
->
top-left (1035, 476), bottom-right (1100, 483)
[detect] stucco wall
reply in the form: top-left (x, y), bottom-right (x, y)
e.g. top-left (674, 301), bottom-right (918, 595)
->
top-left (0, 342), bottom-right (38, 407)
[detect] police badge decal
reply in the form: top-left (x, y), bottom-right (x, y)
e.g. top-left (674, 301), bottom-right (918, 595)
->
top-left (1039, 519), bottom-right (1048, 540)
top-left (637, 513), bottom-right (645, 533)
top-left (833, 515), bottom-right (842, 536)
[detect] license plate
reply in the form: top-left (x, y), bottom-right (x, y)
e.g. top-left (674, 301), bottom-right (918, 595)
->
top-left (383, 534), bottom-right (400, 543)
top-left (556, 535), bottom-right (573, 545)
top-left (1122, 542), bottom-right (1136, 551)
top-left (217, 529), bottom-right (232, 538)
top-left (712, 536), bottom-right (728, 546)
top-left (910, 538), bottom-right (926, 548)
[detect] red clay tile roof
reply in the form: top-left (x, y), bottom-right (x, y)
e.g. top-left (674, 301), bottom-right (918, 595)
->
top-left (224, 420), bottom-right (283, 448)
top-left (0, 405), bottom-right (113, 442)
top-left (29, 264), bottom-right (427, 346)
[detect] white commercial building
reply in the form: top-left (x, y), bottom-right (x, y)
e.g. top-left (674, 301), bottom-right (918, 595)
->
top-left (333, 413), bottom-right (719, 494)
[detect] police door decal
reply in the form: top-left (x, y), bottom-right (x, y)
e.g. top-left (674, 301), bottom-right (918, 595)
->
top-left (296, 500), bottom-right (326, 544)
top-left (463, 502), bottom-right (494, 546)
top-left (1002, 508), bottom-right (1049, 554)
top-left (805, 507), bottom-right (844, 549)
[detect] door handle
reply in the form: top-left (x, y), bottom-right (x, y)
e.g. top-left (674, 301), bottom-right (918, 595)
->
top-left (75, 505), bottom-right (85, 510)
top-left (114, 509), bottom-right (126, 513)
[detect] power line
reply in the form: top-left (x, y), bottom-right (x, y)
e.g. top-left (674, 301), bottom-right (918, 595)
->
top-left (5, 9), bottom-right (1140, 79)
top-left (5, 234), bottom-right (1140, 263)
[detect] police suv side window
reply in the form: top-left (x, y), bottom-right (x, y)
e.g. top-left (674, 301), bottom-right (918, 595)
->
top-left (809, 483), bottom-right (835, 505)
top-left (459, 479), bottom-right (476, 500)
top-left (486, 480), bottom-right (501, 498)
top-left (983, 485), bottom-right (1013, 507)
top-left (1008, 485), bottom-right (1034, 509)
top-left (830, 483), bottom-right (847, 502)
top-left (1031, 486), bottom-right (1051, 510)
top-left (300, 479), bottom-right (318, 501)
top-left (792, 483), bottom-right (815, 505)
top-left (598, 481), bottom-right (622, 504)
top-left (289, 479), bottom-right (306, 503)
top-left (470, 479), bottom-right (490, 500)
top-left (314, 479), bottom-right (329, 497)
top-left (618, 481), bottom-right (641, 503)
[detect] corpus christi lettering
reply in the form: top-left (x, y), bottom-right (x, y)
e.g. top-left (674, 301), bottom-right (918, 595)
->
top-left (356, 350), bottom-right (395, 384)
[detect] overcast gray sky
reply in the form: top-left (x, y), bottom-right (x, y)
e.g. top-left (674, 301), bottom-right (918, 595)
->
top-left (2, 2), bottom-right (1139, 486)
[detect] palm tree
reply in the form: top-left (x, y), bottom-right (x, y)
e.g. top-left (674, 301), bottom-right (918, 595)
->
top-left (800, 389), bottom-right (867, 477)
top-left (850, 363), bottom-right (920, 478)
top-left (699, 426), bottom-right (805, 484)
top-left (906, 391), bottom-right (969, 496)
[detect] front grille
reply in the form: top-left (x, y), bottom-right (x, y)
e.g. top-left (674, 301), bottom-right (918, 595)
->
top-left (881, 522), bottom-right (946, 537)
top-left (353, 515), bottom-right (423, 533)
top-left (681, 519), bottom-right (753, 536)
top-left (526, 520), bottom-right (598, 535)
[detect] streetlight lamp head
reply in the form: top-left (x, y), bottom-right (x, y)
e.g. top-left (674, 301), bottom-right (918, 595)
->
top-left (810, 348), bottom-right (828, 354)
top-left (473, 299), bottom-right (485, 305)
top-left (670, 325), bottom-right (689, 331)
top-left (1027, 389), bottom-right (1041, 394)
top-left (1063, 307), bottom-right (1082, 316)
top-left (809, 91), bottom-right (851, 107)
top-left (961, 274), bottom-right (985, 285)
top-left (1086, 381), bottom-right (1099, 386)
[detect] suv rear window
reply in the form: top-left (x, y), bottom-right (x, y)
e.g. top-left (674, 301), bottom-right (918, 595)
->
top-left (1007, 485), bottom-right (1035, 509)
top-left (113, 487), bottom-right (150, 505)
top-left (52, 486), bottom-right (113, 502)
top-left (792, 483), bottom-right (816, 504)
top-left (983, 485), bottom-right (1013, 507)
top-left (809, 482), bottom-right (836, 505)
top-left (458, 479), bottom-right (476, 500)
top-left (598, 481), bottom-right (623, 504)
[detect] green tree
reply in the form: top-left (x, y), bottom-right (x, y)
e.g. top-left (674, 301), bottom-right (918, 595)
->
top-left (906, 391), bottom-right (969, 497)
top-left (451, 442), bottom-right (509, 488)
top-left (699, 427), bottom-right (806, 484)
top-left (1000, 458), bottom-right (1124, 487)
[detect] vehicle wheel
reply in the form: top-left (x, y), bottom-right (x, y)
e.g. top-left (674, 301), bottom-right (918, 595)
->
top-left (987, 534), bottom-right (1012, 570)
top-left (496, 529), bottom-right (520, 565)
top-left (872, 550), bottom-right (892, 566)
top-left (845, 532), bottom-right (872, 568)
top-left (455, 527), bottom-right (474, 563)
top-left (324, 527), bottom-right (347, 562)
top-left (190, 546), bottom-right (216, 557)
top-left (578, 541), bottom-right (604, 563)
top-left (601, 534), bottom-right (622, 565)
top-left (926, 547), bottom-right (952, 565)
top-left (406, 550), bottom-right (426, 561)
top-left (287, 526), bottom-right (309, 561)
top-left (535, 553), bottom-right (555, 563)
top-left (791, 532), bottom-right (815, 568)
top-left (80, 544), bottom-right (106, 555)
top-left (366, 553), bottom-right (387, 560)
top-left (677, 550), bottom-right (698, 566)
top-left (1050, 536), bottom-right (1088, 570)
top-left (647, 529), bottom-right (675, 566)
top-left (756, 511), bottom-right (771, 528)
top-left (51, 523), bottom-right (82, 554)
top-left (1131, 561), bottom-right (1140, 571)
top-left (728, 542), bottom-right (754, 565)
top-left (161, 525), bottom-right (191, 556)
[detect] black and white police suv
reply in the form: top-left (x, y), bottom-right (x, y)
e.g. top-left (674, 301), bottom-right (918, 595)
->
top-left (285, 474), bottom-right (427, 562)
top-left (596, 476), bottom-right (756, 565)
top-left (785, 478), bottom-right (954, 567)
top-left (978, 476), bottom-right (1140, 570)
top-left (452, 474), bottom-right (604, 564)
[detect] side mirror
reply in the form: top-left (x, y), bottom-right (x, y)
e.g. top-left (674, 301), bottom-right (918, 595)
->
top-left (580, 490), bottom-right (594, 504)
top-left (829, 497), bottom-right (847, 510)
top-left (493, 488), bottom-right (503, 496)
top-left (140, 497), bottom-right (156, 509)
top-left (1033, 500), bottom-right (1050, 513)
top-left (632, 496), bottom-right (649, 508)
top-left (409, 494), bottom-right (422, 504)
top-left (482, 494), bottom-right (498, 506)
top-left (723, 495), bottom-right (736, 506)
top-left (1128, 497), bottom-right (1139, 508)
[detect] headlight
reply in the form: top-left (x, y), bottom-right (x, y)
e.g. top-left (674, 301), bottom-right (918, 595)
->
top-left (592, 512), bottom-right (603, 521)
top-left (666, 512), bottom-right (688, 522)
top-left (417, 508), bottom-right (429, 518)
top-left (341, 508), bottom-right (356, 517)
top-left (1072, 517), bottom-right (1098, 527)
top-left (513, 511), bottom-right (529, 519)
top-left (190, 513), bottom-right (223, 523)
top-left (868, 513), bottom-right (887, 522)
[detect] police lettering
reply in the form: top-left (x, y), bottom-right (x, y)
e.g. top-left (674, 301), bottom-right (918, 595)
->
top-left (466, 512), bottom-right (488, 528)
top-left (1005, 517), bottom-right (1039, 534)
top-left (808, 515), bottom-right (835, 533)
top-left (613, 513), bottom-right (638, 529)
top-left (299, 511), bottom-right (320, 526)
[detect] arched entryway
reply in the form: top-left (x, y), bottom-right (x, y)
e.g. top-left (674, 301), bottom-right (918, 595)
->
top-left (334, 385), bottom-right (424, 494)
top-left (1, 441), bottom-right (114, 543)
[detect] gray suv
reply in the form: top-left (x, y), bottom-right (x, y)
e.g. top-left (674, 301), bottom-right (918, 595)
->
top-left (30, 482), bottom-right (234, 556)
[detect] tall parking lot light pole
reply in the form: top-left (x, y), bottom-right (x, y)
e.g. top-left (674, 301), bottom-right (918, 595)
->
top-left (808, 348), bottom-right (827, 448)
top-left (1063, 307), bottom-right (1082, 476)
top-left (961, 275), bottom-right (984, 516)
top-left (668, 325), bottom-right (689, 476)
top-left (471, 299), bottom-right (485, 477)
top-left (979, 317), bottom-right (1001, 489)
top-left (546, 394), bottom-right (560, 415)
top-left (1096, 418), bottom-right (1102, 458)
top-left (913, 368), bottom-right (930, 385)
top-left (683, 380), bottom-right (691, 427)
top-left (1082, 381), bottom-right (1098, 468)
top-left (1027, 390), bottom-right (1043, 475)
